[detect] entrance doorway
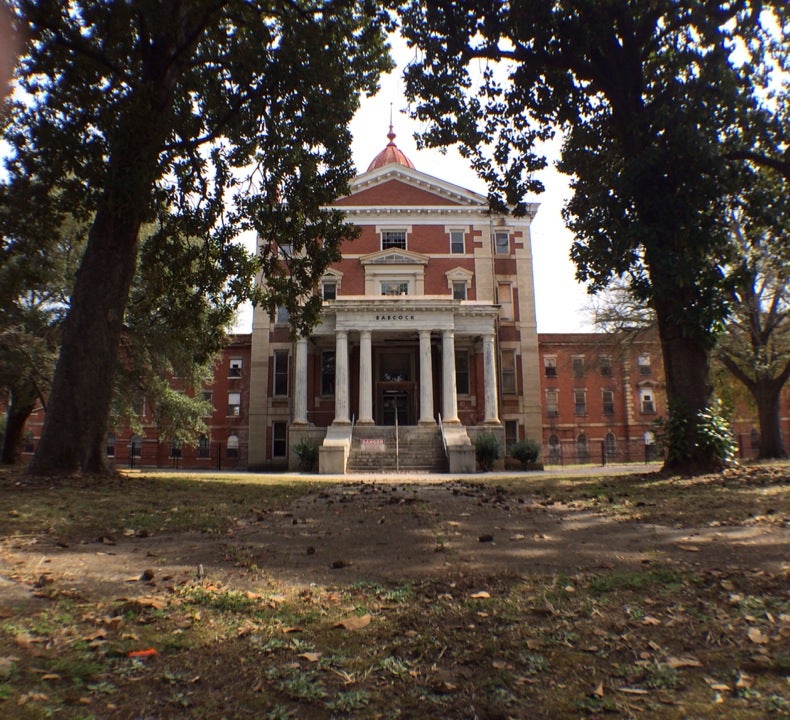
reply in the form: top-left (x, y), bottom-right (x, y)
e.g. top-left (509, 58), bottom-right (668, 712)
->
top-left (375, 348), bottom-right (416, 425)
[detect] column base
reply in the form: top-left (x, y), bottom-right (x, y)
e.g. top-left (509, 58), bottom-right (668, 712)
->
top-left (331, 419), bottom-right (351, 426)
top-left (418, 419), bottom-right (437, 426)
top-left (356, 419), bottom-right (375, 426)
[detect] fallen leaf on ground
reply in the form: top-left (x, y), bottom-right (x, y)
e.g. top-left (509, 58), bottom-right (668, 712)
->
top-left (299, 652), bottom-right (321, 662)
top-left (591, 682), bottom-right (604, 697)
top-left (747, 627), bottom-right (769, 644)
top-left (470, 591), bottom-right (490, 599)
top-left (334, 614), bottom-right (371, 631)
top-left (666, 656), bottom-right (703, 669)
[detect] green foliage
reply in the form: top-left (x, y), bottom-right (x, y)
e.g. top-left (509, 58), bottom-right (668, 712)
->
top-left (509, 438), bottom-right (541, 469)
top-left (293, 438), bottom-right (319, 472)
top-left (473, 432), bottom-right (502, 472)
top-left (655, 400), bottom-right (735, 468)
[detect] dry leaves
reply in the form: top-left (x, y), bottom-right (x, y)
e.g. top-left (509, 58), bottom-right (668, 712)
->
top-left (334, 614), bottom-right (372, 631)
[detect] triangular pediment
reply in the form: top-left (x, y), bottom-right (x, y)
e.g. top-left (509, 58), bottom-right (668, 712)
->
top-left (359, 248), bottom-right (429, 266)
top-left (334, 164), bottom-right (489, 208)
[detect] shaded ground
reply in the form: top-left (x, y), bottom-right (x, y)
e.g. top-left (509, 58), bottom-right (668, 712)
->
top-left (0, 464), bottom-right (787, 719)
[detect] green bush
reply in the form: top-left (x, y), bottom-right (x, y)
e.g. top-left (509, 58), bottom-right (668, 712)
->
top-left (509, 438), bottom-right (541, 469)
top-left (293, 437), bottom-right (319, 472)
top-left (473, 432), bottom-right (502, 472)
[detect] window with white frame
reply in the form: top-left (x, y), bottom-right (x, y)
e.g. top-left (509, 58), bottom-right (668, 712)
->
top-left (602, 389), bottom-right (615, 414)
top-left (450, 229), bottom-right (465, 254)
top-left (381, 229), bottom-right (406, 250)
top-left (275, 306), bottom-right (289, 324)
top-left (380, 280), bottom-right (409, 296)
top-left (544, 356), bottom-right (557, 377)
top-left (272, 422), bottom-right (287, 458)
top-left (599, 355), bottom-right (613, 376)
top-left (227, 392), bottom-right (241, 416)
top-left (638, 353), bottom-right (652, 375)
top-left (455, 350), bottom-right (469, 395)
top-left (572, 355), bottom-right (585, 377)
top-left (322, 282), bottom-right (337, 301)
top-left (497, 282), bottom-right (513, 320)
top-left (640, 387), bottom-right (655, 413)
top-left (452, 280), bottom-right (467, 300)
top-left (574, 389), bottom-right (587, 415)
top-left (494, 230), bottom-right (510, 255)
top-left (500, 349), bottom-right (517, 395)
top-left (229, 357), bottom-right (242, 377)
top-left (273, 349), bottom-right (289, 396)
top-left (546, 389), bottom-right (559, 416)
top-left (227, 434), bottom-right (239, 458)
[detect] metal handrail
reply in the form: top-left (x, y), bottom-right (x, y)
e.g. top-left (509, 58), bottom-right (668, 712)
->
top-left (437, 413), bottom-right (448, 458)
top-left (395, 408), bottom-right (399, 473)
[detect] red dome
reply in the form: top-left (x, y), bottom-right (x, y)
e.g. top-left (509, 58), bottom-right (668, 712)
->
top-left (366, 126), bottom-right (415, 171)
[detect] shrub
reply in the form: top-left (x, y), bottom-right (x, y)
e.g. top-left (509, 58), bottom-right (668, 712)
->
top-left (293, 437), bottom-right (319, 472)
top-left (473, 432), bottom-right (502, 472)
top-left (509, 438), bottom-right (541, 469)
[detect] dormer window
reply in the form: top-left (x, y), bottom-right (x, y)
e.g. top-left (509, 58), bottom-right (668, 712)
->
top-left (381, 281), bottom-right (409, 296)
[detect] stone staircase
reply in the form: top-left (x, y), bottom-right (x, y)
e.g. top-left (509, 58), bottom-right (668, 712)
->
top-left (346, 425), bottom-right (448, 473)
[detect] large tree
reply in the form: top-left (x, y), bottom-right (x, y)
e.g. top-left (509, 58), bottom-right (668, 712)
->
top-left (2, 1), bottom-right (391, 476)
top-left (716, 169), bottom-right (789, 458)
top-left (398, 0), bottom-right (783, 472)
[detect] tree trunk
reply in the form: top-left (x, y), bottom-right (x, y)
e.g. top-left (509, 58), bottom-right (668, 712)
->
top-left (2, 389), bottom-right (36, 465)
top-left (755, 381), bottom-right (785, 459)
top-left (28, 50), bottom-right (185, 476)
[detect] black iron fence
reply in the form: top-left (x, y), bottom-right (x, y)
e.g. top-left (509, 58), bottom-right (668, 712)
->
top-left (544, 438), bottom-right (664, 467)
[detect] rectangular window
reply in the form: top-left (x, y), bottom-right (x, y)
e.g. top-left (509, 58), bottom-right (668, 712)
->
top-left (198, 435), bottom-right (211, 459)
top-left (494, 230), bottom-right (509, 255)
top-left (500, 349), bottom-right (517, 395)
top-left (599, 355), bottom-right (612, 376)
top-left (227, 392), bottom-right (241, 416)
top-left (229, 357), bottom-right (242, 377)
top-left (602, 389), bottom-right (615, 414)
top-left (505, 420), bottom-right (519, 453)
top-left (106, 434), bottom-right (115, 457)
top-left (544, 356), bottom-right (557, 377)
top-left (381, 281), bottom-right (408, 296)
top-left (455, 350), bottom-right (469, 395)
top-left (452, 280), bottom-right (467, 300)
top-left (546, 389), bottom-right (559, 416)
top-left (497, 282), bottom-right (513, 320)
top-left (572, 356), bottom-right (585, 378)
top-left (574, 389), bottom-right (587, 416)
top-left (321, 350), bottom-right (335, 396)
top-left (641, 389), bottom-right (655, 413)
top-left (272, 421), bottom-right (287, 458)
top-left (638, 353), bottom-right (652, 375)
top-left (275, 306), bottom-right (289, 324)
top-left (450, 229), bottom-right (465, 254)
top-left (201, 390), bottom-right (213, 417)
top-left (381, 229), bottom-right (406, 250)
top-left (322, 281), bottom-right (336, 300)
top-left (273, 350), bottom-right (289, 396)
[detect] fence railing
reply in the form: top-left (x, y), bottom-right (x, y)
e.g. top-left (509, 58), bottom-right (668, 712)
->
top-left (544, 438), bottom-right (664, 467)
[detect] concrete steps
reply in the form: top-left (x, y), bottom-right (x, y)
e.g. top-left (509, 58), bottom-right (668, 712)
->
top-left (346, 425), bottom-right (448, 473)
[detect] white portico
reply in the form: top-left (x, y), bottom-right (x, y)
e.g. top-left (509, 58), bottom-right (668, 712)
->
top-left (292, 297), bottom-right (500, 430)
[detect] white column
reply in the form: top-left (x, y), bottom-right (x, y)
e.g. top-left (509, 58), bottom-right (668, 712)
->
top-left (418, 329), bottom-right (435, 425)
top-left (358, 330), bottom-right (374, 424)
top-left (483, 332), bottom-right (500, 423)
top-left (333, 329), bottom-right (350, 424)
top-left (442, 329), bottom-right (459, 423)
top-left (293, 336), bottom-right (308, 424)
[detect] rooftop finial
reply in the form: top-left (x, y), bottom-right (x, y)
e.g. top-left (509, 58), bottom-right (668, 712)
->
top-left (387, 102), bottom-right (396, 143)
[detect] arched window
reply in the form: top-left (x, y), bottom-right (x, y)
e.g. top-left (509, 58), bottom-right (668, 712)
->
top-left (576, 433), bottom-right (589, 460)
top-left (604, 432), bottom-right (616, 459)
top-left (130, 434), bottom-right (142, 458)
top-left (227, 434), bottom-right (239, 459)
